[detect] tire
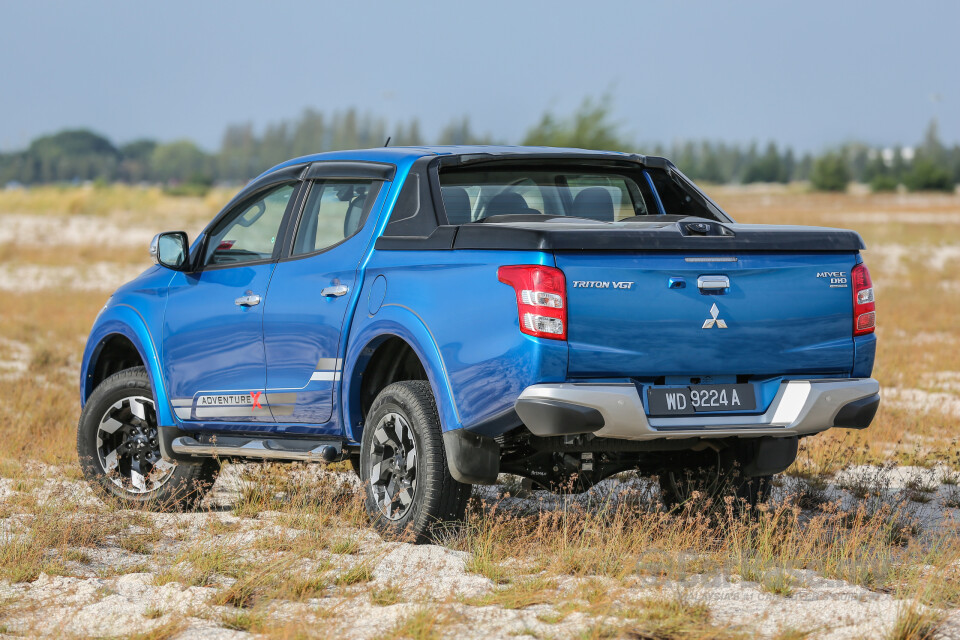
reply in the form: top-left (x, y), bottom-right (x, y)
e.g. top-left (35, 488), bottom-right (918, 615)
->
top-left (360, 381), bottom-right (471, 543)
top-left (658, 446), bottom-right (771, 510)
top-left (77, 367), bottom-right (219, 510)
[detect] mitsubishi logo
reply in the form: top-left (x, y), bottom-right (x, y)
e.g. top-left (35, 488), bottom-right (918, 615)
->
top-left (702, 303), bottom-right (728, 329)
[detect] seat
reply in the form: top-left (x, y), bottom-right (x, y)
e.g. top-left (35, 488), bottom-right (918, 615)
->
top-left (572, 187), bottom-right (615, 222)
top-left (485, 191), bottom-right (539, 218)
top-left (342, 196), bottom-right (365, 237)
top-left (442, 187), bottom-right (472, 224)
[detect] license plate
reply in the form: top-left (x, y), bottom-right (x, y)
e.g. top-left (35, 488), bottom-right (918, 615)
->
top-left (647, 384), bottom-right (757, 416)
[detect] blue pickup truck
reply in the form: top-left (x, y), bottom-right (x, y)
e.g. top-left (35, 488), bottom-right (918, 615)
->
top-left (78, 146), bottom-right (879, 540)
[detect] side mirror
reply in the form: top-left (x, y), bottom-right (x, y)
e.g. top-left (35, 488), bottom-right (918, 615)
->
top-left (149, 232), bottom-right (190, 271)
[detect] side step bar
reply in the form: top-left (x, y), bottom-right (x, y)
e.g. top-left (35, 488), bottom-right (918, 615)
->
top-left (170, 435), bottom-right (344, 463)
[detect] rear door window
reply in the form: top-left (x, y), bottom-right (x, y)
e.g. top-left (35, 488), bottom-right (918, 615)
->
top-left (291, 180), bottom-right (380, 256)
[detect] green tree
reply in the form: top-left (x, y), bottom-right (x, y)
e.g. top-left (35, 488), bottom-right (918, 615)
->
top-left (218, 123), bottom-right (257, 182)
top-left (920, 118), bottom-right (947, 164)
top-left (696, 142), bottom-right (725, 183)
top-left (118, 139), bottom-right (156, 182)
top-left (290, 109), bottom-right (327, 158)
top-left (437, 116), bottom-right (493, 145)
top-left (795, 153), bottom-right (813, 181)
top-left (23, 129), bottom-right (119, 182)
top-left (742, 142), bottom-right (783, 183)
top-left (780, 148), bottom-right (796, 183)
top-left (891, 146), bottom-right (907, 180)
top-left (150, 140), bottom-right (211, 183)
top-left (392, 118), bottom-right (424, 146)
top-left (523, 96), bottom-right (629, 150)
top-left (951, 144), bottom-right (960, 185)
top-left (810, 152), bottom-right (849, 191)
top-left (847, 144), bottom-right (870, 182)
top-left (904, 155), bottom-right (954, 192)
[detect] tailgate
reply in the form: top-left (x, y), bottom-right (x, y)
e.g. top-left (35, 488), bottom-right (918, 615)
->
top-left (557, 252), bottom-right (857, 378)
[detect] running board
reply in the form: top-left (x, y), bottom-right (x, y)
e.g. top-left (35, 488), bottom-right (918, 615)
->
top-left (170, 435), bottom-right (343, 462)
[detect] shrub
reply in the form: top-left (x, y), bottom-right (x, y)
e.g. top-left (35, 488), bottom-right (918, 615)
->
top-left (904, 157), bottom-right (954, 192)
top-left (870, 175), bottom-right (899, 192)
top-left (810, 153), bottom-right (849, 191)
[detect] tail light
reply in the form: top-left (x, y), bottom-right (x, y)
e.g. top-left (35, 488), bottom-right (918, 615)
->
top-left (852, 263), bottom-right (875, 336)
top-left (497, 265), bottom-right (567, 340)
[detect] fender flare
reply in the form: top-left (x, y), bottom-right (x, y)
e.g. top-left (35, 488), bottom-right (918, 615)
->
top-left (341, 303), bottom-right (462, 443)
top-left (81, 304), bottom-right (176, 427)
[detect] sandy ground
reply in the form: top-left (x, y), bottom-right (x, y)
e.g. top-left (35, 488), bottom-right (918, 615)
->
top-left (0, 464), bottom-right (958, 639)
top-left (0, 262), bottom-right (148, 292)
top-left (2, 200), bottom-right (959, 637)
top-left (0, 213), bottom-right (159, 248)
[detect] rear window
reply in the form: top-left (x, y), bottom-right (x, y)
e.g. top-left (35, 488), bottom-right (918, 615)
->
top-left (438, 165), bottom-right (726, 223)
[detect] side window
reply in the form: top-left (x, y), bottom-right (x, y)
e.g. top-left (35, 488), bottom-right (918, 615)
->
top-left (646, 169), bottom-right (722, 221)
top-left (204, 183), bottom-right (295, 266)
top-left (292, 180), bottom-right (378, 256)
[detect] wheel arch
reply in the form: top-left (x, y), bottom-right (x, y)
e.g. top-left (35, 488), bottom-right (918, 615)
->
top-left (342, 312), bottom-right (461, 443)
top-left (81, 304), bottom-right (175, 427)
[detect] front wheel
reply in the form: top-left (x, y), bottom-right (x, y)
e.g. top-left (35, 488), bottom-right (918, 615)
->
top-left (77, 367), bottom-right (219, 510)
top-left (360, 381), bottom-right (471, 543)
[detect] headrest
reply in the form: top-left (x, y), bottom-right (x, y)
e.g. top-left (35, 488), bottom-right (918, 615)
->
top-left (486, 191), bottom-right (536, 217)
top-left (572, 187), bottom-right (614, 221)
top-left (442, 187), bottom-right (472, 224)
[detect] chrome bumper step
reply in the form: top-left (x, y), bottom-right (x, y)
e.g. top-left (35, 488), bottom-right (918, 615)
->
top-left (516, 378), bottom-right (880, 441)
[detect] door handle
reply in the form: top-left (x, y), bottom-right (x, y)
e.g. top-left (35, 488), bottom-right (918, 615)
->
top-left (235, 294), bottom-right (261, 307)
top-left (697, 275), bottom-right (729, 290)
top-left (321, 285), bottom-right (349, 298)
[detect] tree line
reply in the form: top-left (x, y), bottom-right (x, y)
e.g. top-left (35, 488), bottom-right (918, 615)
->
top-left (1, 100), bottom-right (957, 193)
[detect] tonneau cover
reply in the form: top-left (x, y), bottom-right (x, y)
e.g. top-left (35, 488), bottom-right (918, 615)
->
top-left (452, 221), bottom-right (865, 252)
top-left (376, 220), bottom-right (866, 252)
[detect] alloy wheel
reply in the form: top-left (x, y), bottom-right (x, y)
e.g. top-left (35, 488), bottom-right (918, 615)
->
top-left (369, 412), bottom-right (418, 520)
top-left (96, 395), bottom-right (176, 494)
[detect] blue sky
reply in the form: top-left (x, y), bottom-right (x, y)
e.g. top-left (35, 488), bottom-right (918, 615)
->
top-left (1, 0), bottom-right (957, 153)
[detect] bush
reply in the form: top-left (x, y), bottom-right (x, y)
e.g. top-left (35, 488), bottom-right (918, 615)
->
top-left (810, 153), bottom-right (850, 192)
top-left (164, 174), bottom-right (213, 197)
top-left (904, 157), bottom-right (954, 192)
top-left (870, 175), bottom-right (899, 192)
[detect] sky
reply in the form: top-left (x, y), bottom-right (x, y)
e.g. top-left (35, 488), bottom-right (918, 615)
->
top-left (1, 0), bottom-right (957, 154)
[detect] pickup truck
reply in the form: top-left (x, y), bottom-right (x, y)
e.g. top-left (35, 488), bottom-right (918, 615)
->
top-left (77, 146), bottom-right (880, 541)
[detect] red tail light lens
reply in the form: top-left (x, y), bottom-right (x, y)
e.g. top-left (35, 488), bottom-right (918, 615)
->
top-left (498, 265), bottom-right (567, 340)
top-left (852, 263), bottom-right (875, 336)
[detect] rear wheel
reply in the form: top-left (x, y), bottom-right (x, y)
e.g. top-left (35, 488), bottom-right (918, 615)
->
top-left (360, 381), bottom-right (471, 543)
top-left (658, 446), bottom-right (771, 509)
top-left (77, 367), bottom-right (219, 510)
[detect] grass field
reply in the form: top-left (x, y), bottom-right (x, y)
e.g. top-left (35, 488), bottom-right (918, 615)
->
top-left (0, 184), bottom-right (958, 639)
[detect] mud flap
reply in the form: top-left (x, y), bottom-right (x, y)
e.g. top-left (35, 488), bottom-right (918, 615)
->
top-left (157, 425), bottom-right (199, 463)
top-left (739, 436), bottom-right (798, 477)
top-left (442, 429), bottom-right (500, 485)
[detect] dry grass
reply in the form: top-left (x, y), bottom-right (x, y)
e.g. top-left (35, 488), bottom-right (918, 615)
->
top-left (0, 187), bottom-right (959, 637)
top-left (0, 183), bottom-right (231, 220)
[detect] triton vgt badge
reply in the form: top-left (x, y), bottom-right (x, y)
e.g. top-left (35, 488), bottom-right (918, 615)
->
top-left (702, 303), bottom-right (728, 329)
top-left (571, 281), bottom-right (634, 289)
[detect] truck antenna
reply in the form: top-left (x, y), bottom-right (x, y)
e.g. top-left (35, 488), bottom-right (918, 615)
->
top-left (384, 136), bottom-right (391, 147)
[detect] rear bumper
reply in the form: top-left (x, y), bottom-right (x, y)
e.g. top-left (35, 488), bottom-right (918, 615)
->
top-left (515, 378), bottom-right (880, 441)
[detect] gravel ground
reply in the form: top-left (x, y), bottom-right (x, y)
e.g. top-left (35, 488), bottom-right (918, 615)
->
top-left (0, 463), bottom-right (958, 639)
